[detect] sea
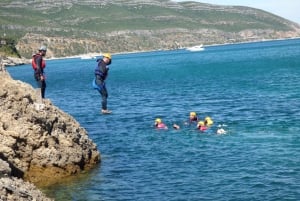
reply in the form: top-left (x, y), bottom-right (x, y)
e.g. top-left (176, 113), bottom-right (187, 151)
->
top-left (7, 38), bottom-right (300, 201)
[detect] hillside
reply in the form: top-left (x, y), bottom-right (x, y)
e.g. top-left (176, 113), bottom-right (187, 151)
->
top-left (1, 0), bottom-right (300, 58)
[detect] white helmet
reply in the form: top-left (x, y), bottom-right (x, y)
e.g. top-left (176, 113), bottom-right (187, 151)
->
top-left (39, 46), bottom-right (47, 51)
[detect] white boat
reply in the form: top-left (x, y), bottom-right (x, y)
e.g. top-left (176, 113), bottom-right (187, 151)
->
top-left (186, 44), bottom-right (205, 52)
top-left (80, 55), bottom-right (94, 60)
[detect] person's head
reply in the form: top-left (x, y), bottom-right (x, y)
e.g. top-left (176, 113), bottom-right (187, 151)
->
top-left (103, 53), bottom-right (112, 65)
top-left (197, 121), bottom-right (204, 128)
top-left (189, 112), bottom-right (197, 120)
top-left (39, 46), bottom-right (47, 56)
top-left (155, 118), bottom-right (162, 126)
top-left (204, 116), bottom-right (213, 126)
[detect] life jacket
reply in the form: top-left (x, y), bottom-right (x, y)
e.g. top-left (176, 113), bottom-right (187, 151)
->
top-left (198, 125), bottom-right (207, 131)
top-left (156, 123), bottom-right (167, 129)
top-left (95, 59), bottom-right (109, 80)
top-left (32, 54), bottom-right (46, 70)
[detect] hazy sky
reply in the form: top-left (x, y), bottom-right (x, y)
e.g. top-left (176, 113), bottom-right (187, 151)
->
top-left (174, 0), bottom-right (300, 24)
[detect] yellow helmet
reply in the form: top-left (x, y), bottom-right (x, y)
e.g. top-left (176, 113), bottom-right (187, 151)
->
top-left (205, 116), bottom-right (211, 121)
top-left (103, 53), bottom-right (112, 60)
top-left (155, 118), bottom-right (162, 124)
top-left (205, 116), bottom-right (213, 126)
top-left (190, 112), bottom-right (197, 116)
top-left (197, 121), bottom-right (204, 126)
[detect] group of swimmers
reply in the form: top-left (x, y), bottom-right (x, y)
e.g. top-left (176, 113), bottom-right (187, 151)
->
top-left (154, 112), bottom-right (227, 134)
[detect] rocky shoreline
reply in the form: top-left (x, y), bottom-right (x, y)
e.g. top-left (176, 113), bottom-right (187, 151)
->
top-left (0, 67), bottom-right (101, 200)
top-left (1, 56), bottom-right (30, 67)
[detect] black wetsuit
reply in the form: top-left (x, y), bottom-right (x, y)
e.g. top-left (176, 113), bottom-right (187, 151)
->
top-left (95, 59), bottom-right (110, 110)
top-left (33, 54), bottom-right (46, 98)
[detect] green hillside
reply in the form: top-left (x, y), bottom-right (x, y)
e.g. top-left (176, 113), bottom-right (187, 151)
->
top-left (0, 0), bottom-right (299, 58)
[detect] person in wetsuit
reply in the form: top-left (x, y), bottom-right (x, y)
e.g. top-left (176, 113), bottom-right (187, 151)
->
top-left (189, 112), bottom-right (199, 123)
top-left (154, 118), bottom-right (168, 129)
top-left (94, 53), bottom-right (112, 114)
top-left (32, 46), bottom-right (47, 99)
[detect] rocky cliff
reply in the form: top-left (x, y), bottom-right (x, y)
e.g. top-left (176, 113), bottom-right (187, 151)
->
top-left (0, 67), bottom-right (100, 194)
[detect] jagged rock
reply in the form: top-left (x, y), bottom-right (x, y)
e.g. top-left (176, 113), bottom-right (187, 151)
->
top-left (0, 159), bottom-right (52, 200)
top-left (0, 159), bottom-right (11, 178)
top-left (0, 70), bottom-right (100, 187)
top-left (0, 177), bottom-right (53, 201)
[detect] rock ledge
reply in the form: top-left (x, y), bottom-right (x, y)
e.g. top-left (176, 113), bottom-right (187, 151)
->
top-left (0, 69), bottom-right (101, 199)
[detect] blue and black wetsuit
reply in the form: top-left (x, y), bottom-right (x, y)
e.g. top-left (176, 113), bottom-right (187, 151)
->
top-left (95, 59), bottom-right (110, 110)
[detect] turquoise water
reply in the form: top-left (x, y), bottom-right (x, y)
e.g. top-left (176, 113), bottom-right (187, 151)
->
top-left (7, 39), bottom-right (300, 200)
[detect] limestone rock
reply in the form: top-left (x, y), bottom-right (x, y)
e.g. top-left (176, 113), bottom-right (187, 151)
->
top-left (0, 159), bottom-right (11, 178)
top-left (0, 176), bottom-right (53, 201)
top-left (0, 70), bottom-right (100, 187)
top-left (0, 158), bottom-right (52, 200)
top-left (1, 56), bottom-right (30, 67)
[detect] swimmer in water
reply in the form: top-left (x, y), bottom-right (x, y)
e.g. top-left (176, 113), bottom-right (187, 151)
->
top-left (204, 116), bottom-right (213, 127)
top-left (154, 118), bottom-right (180, 130)
top-left (184, 112), bottom-right (199, 125)
top-left (154, 118), bottom-right (168, 130)
top-left (197, 121), bottom-right (207, 132)
top-left (189, 112), bottom-right (199, 123)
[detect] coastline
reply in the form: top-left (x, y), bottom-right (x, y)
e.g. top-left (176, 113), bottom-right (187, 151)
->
top-left (205, 36), bottom-right (300, 48)
top-left (3, 37), bottom-right (300, 66)
top-left (47, 36), bottom-right (300, 60)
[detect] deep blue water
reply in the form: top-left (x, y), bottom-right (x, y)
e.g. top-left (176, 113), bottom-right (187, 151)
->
top-left (7, 39), bottom-right (300, 201)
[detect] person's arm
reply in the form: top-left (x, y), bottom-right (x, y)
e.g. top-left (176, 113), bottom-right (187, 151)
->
top-left (99, 62), bottom-right (109, 80)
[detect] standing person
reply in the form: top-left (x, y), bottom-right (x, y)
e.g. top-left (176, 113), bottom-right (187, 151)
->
top-left (94, 53), bottom-right (112, 114)
top-left (32, 46), bottom-right (47, 99)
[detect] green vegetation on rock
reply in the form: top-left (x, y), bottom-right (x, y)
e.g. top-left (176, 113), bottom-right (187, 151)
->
top-left (0, 37), bottom-right (21, 57)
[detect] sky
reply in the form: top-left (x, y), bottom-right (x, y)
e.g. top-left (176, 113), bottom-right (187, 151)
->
top-left (174, 0), bottom-right (300, 24)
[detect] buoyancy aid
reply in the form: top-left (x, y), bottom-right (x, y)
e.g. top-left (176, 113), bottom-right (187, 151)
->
top-left (95, 59), bottom-right (109, 80)
top-left (198, 125), bottom-right (207, 131)
top-left (32, 54), bottom-right (46, 70)
top-left (156, 123), bottom-right (168, 129)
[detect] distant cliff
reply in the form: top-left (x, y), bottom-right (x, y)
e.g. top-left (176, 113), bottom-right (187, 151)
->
top-left (1, 0), bottom-right (300, 58)
top-left (0, 68), bottom-right (100, 192)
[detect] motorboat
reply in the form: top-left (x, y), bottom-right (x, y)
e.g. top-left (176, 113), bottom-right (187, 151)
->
top-left (186, 44), bottom-right (205, 52)
top-left (80, 55), bottom-right (95, 59)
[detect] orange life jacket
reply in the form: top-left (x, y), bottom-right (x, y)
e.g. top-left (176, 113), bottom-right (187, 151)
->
top-left (32, 54), bottom-right (46, 70)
